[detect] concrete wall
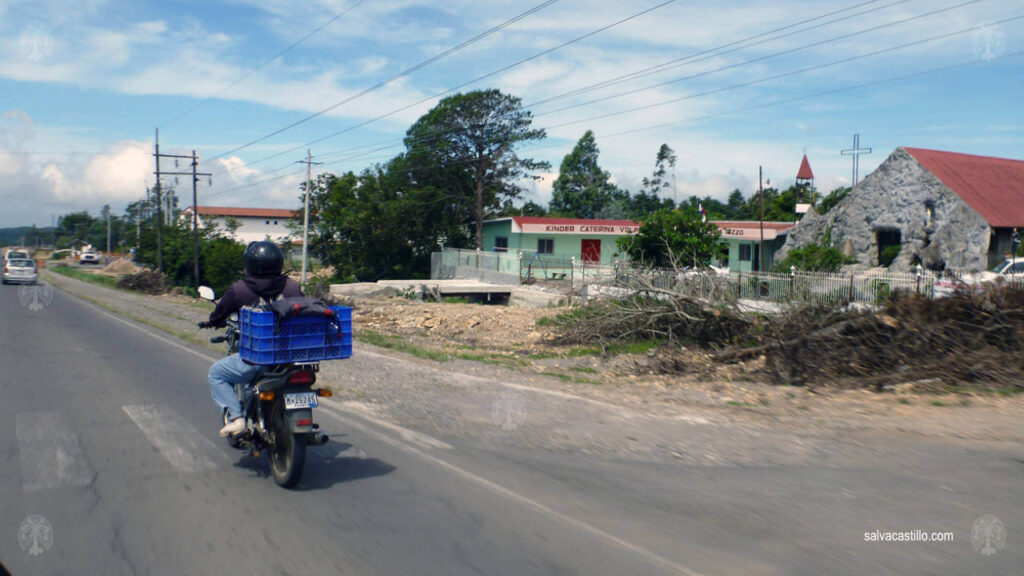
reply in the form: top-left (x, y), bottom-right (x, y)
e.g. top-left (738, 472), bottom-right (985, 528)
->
top-left (778, 147), bottom-right (992, 272)
top-left (197, 216), bottom-right (296, 245)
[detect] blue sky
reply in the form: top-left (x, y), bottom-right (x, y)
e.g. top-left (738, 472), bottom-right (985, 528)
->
top-left (0, 0), bottom-right (1020, 227)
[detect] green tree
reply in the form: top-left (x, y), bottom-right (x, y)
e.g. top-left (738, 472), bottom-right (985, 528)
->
top-left (549, 130), bottom-right (622, 218)
top-left (403, 89), bottom-right (549, 249)
top-left (616, 208), bottom-right (723, 268)
top-left (817, 186), bottom-right (850, 214)
top-left (725, 189), bottom-right (745, 219)
top-left (640, 143), bottom-right (677, 199)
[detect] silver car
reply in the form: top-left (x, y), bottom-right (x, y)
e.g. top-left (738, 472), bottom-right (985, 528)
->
top-left (2, 258), bottom-right (38, 285)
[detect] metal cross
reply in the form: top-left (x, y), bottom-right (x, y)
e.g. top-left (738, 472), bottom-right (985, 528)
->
top-left (841, 134), bottom-right (872, 188)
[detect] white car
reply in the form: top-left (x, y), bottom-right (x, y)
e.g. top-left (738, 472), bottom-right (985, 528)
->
top-left (990, 259), bottom-right (1024, 276)
top-left (4, 249), bottom-right (30, 262)
top-left (79, 250), bottom-right (101, 265)
top-left (2, 258), bottom-right (38, 285)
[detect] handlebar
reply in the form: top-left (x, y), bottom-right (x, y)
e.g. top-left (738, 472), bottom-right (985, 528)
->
top-left (210, 335), bottom-right (228, 344)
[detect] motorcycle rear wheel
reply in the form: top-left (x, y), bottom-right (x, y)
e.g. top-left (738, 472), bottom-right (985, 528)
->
top-left (269, 404), bottom-right (306, 488)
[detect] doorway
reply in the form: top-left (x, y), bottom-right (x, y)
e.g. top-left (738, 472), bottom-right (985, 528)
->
top-left (581, 239), bottom-right (601, 264)
top-left (877, 229), bottom-right (902, 266)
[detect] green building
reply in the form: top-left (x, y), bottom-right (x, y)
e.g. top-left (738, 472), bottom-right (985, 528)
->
top-left (481, 217), bottom-right (640, 265)
top-left (480, 216), bottom-right (793, 272)
top-left (714, 220), bottom-right (795, 272)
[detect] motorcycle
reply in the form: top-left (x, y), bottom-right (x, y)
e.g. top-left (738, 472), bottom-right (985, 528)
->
top-left (197, 286), bottom-right (331, 488)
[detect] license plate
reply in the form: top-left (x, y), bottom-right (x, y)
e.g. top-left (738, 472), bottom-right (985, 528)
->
top-left (284, 392), bottom-right (318, 409)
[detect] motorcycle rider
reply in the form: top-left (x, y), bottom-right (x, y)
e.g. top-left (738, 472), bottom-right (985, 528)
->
top-left (201, 241), bottom-right (303, 437)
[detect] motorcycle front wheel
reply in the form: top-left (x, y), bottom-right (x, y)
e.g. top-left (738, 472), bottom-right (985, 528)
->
top-left (269, 403), bottom-right (306, 488)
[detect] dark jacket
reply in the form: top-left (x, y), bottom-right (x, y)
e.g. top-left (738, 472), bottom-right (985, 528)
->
top-left (207, 275), bottom-right (303, 327)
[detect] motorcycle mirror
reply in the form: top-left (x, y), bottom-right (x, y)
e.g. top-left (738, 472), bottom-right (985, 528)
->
top-left (197, 286), bottom-right (215, 301)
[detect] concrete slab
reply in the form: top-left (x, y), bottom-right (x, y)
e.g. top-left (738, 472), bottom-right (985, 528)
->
top-left (330, 280), bottom-right (567, 308)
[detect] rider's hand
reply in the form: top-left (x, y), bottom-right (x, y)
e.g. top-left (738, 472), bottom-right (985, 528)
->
top-left (197, 321), bottom-right (210, 329)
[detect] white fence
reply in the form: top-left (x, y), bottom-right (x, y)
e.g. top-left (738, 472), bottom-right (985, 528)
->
top-left (435, 248), bottom-right (1024, 306)
top-left (571, 262), bottom-right (1023, 306)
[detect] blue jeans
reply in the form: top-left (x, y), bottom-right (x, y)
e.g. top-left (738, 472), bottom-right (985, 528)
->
top-left (208, 354), bottom-right (265, 421)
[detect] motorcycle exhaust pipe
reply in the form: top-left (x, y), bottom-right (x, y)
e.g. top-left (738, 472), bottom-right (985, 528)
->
top-left (309, 431), bottom-right (329, 445)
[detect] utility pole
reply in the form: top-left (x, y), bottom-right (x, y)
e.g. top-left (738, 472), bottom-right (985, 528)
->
top-left (106, 210), bottom-right (111, 256)
top-left (154, 129), bottom-right (163, 272)
top-left (295, 149), bottom-right (322, 286)
top-left (758, 166), bottom-right (765, 273)
top-left (161, 150), bottom-right (211, 288)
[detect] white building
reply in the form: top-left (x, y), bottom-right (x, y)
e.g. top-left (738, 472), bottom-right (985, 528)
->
top-left (180, 206), bottom-right (299, 245)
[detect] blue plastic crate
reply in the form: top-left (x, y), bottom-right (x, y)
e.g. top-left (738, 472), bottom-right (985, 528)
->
top-left (239, 305), bottom-right (353, 365)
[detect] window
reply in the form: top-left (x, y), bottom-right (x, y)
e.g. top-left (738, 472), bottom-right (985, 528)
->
top-left (739, 244), bottom-right (752, 261)
top-left (537, 238), bottom-right (554, 254)
top-left (273, 220), bottom-right (279, 225)
top-left (494, 237), bottom-right (508, 252)
top-left (265, 220), bottom-right (270, 224)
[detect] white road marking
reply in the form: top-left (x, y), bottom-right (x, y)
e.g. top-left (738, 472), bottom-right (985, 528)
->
top-left (16, 412), bottom-right (95, 492)
top-left (317, 406), bottom-right (705, 576)
top-left (327, 401), bottom-right (452, 450)
top-left (123, 404), bottom-right (223, 473)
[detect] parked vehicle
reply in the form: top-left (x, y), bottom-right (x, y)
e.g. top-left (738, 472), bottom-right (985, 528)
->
top-left (989, 258), bottom-right (1024, 276)
top-left (2, 259), bottom-right (38, 285)
top-left (197, 286), bottom-right (350, 488)
top-left (79, 250), bottom-right (101, 265)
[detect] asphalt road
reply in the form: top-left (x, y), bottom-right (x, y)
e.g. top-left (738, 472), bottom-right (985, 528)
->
top-left (0, 281), bottom-right (1020, 575)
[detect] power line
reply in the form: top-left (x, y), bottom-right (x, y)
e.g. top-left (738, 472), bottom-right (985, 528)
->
top-left (237, 0), bottom-right (680, 169)
top-left (226, 0), bottom-right (894, 172)
top-left (201, 3), bottom-right (1012, 202)
top-left (159, 0), bottom-right (368, 128)
top-left (525, 0), bottom-right (905, 108)
top-left (542, 12), bottom-right (1024, 131)
top-left (533, 0), bottom-right (986, 118)
top-left (213, 0), bottom-right (563, 160)
top-left (555, 48), bottom-right (1024, 146)
top-left (239, 0), bottom-right (963, 175)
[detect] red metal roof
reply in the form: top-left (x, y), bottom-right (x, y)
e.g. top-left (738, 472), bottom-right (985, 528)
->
top-left (184, 206), bottom-right (297, 219)
top-left (904, 147), bottom-right (1024, 227)
top-left (510, 216), bottom-right (639, 227)
top-left (796, 154), bottom-right (814, 180)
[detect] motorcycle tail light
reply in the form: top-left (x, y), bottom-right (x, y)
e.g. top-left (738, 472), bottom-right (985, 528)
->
top-left (295, 418), bottom-right (312, 427)
top-left (287, 370), bottom-right (316, 386)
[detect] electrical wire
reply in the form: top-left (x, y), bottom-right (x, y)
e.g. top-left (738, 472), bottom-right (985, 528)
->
top-left (213, 0), bottom-right (563, 160)
top-left (159, 0), bottom-right (369, 128)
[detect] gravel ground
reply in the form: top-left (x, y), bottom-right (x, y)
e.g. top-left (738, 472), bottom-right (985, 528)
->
top-left (41, 269), bottom-right (1024, 467)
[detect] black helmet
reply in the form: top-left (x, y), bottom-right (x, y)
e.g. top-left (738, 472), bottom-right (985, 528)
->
top-left (244, 241), bottom-right (284, 278)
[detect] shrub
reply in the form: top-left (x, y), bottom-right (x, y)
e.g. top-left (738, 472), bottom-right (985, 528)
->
top-left (880, 245), bottom-right (901, 267)
top-left (776, 242), bottom-right (855, 272)
top-left (117, 270), bottom-right (170, 294)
